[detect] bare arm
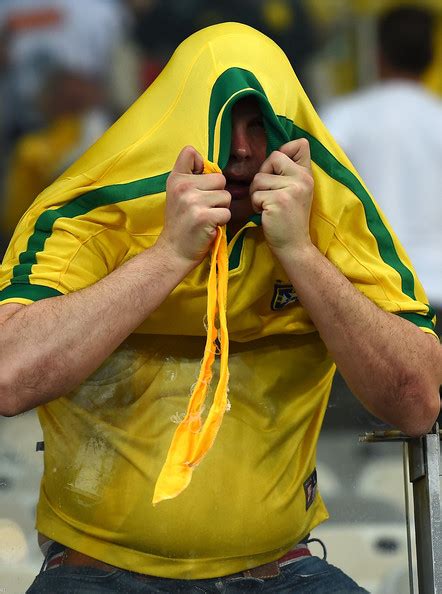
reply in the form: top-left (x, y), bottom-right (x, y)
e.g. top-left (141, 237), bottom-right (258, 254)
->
top-left (0, 146), bottom-right (231, 416)
top-left (251, 139), bottom-right (442, 437)
top-left (0, 247), bottom-right (194, 416)
top-left (276, 243), bottom-right (441, 436)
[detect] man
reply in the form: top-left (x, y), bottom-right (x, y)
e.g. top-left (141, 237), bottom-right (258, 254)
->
top-left (1, 66), bottom-right (111, 245)
top-left (0, 0), bottom-right (127, 141)
top-left (0, 22), bottom-right (440, 593)
top-left (320, 5), bottom-right (442, 334)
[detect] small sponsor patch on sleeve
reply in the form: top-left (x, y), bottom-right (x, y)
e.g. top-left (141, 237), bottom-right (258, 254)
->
top-left (303, 468), bottom-right (318, 510)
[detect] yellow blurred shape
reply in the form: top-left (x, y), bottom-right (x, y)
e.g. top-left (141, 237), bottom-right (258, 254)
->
top-left (262, 0), bottom-right (294, 31)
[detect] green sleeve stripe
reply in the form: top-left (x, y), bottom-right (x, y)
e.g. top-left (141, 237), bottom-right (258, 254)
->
top-left (397, 311), bottom-right (436, 331)
top-left (277, 115), bottom-right (418, 302)
top-left (10, 172), bottom-right (170, 287)
top-left (0, 284), bottom-right (63, 302)
top-left (207, 68), bottom-right (418, 298)
top-left (4, 67), bottom-right (424, 318)
top-left (208, 70), bottom-right (422, 309)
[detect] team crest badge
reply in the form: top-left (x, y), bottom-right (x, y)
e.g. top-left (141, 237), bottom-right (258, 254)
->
top-left (271, 281), bottom-right (298, 311)
top-left (303, 468), bottom-right (318, 510)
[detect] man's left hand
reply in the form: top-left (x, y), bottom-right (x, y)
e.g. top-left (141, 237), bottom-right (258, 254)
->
top-left (249, 138), bottom-right (314, 255)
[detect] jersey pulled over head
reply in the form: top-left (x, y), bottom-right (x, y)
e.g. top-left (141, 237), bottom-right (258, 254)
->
top-left (1, 22), bottom-right (432, 332)
top-left (0, 23), bottom-right (435, 576)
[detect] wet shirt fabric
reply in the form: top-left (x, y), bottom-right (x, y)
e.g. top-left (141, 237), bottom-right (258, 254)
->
top-left (0, 23), bottom-right (436, 579)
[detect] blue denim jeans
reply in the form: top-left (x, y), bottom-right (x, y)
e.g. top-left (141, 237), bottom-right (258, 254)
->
top-left (26, 550), bottom-right (370, 594)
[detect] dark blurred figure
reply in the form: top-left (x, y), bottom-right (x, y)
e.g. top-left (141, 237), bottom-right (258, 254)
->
top-left (321, 6), bottom-right (442, 337)
top-left (0, 0), bottom-right (127, 145)
top-left (0, 67), bottom-right (111, 245)
top-left (127, 0), bottom-right (318, 90)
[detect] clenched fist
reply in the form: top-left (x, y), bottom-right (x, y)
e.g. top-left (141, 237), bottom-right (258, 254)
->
top-left (250, 138), bottom-right (314, 255)
top-left (157, 146), bottom-right (231, 267)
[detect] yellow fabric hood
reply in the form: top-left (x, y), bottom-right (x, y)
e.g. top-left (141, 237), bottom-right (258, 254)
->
top-left (2, 21), bottom-right (431, 338)
top-left (26, 22), bottom-right (337, 209)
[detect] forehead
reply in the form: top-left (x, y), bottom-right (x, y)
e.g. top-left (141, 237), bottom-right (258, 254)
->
top-left (231, 96), bottom-right (262, 122)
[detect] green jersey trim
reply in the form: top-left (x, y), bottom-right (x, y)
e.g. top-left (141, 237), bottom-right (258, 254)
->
top-left (277, 115), bottom-right (417, 301)
top-left (9, 173), bottom-right (170, 288)
top-left (0, 68), bottom-right (433, 331)
top-left (228, 214), bottom-right (261, 271)
top-left (207, 67), bottom-right (288, 166)
top-left (277, 115), bottom-right (433, 329)
top-left (397, 311), bottom-right (436, 331)
top-left (0, 283), bottom-right (63, 302)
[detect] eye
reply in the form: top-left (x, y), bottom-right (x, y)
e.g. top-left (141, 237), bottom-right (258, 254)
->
top-left (249, 116), bottom-right (265, 130)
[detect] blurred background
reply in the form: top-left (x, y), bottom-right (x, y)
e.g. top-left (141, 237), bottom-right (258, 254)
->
top-left (0, 0), bottom-right (441, 592)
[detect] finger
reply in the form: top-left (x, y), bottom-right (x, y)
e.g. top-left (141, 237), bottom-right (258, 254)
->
top-left (259, 150), bottom-right (297, 176)
top-left (208, 207), bottom-right (232, 228)
top-left (250, 190), bottom-right (274, 214)
top-left (194, 173), bottom-right (226, 191)
top-left (278, 138), bottom-right (311, 170)
top-left (175, 189), bottom-right (231, 213)
top-left (249, 172), bottom-right (289, 195)
top-left (172, 145), bottom-right (205, 175)
top-left (200, 190), bottom-right (231, 209)
top-left (171, 173), bottom-right (227, 196)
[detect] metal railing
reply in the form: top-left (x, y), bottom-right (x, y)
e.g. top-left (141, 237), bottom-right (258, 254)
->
top-left (360, 423), bottom-right (442, 594)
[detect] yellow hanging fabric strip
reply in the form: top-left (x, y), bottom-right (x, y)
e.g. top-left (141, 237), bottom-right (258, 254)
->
top-left (152, 161), bottom-right (230, 505)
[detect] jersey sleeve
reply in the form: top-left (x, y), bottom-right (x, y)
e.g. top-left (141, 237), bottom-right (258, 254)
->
top-left (0, 204), bottom-right (131, 306)
top-left (325, 190), bottom-right (437, 336)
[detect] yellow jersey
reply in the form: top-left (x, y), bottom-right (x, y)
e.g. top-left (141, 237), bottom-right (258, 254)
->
top-left (0, 23), bottom-right (436, 578)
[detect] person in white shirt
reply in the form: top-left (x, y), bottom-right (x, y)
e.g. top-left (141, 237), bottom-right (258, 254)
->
top-left (320, 6), bottom-right (442, 332)
top-left (0, 0), bottom-right (128, 139)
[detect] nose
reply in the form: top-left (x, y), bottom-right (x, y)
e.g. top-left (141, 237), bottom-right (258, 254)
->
top-left (230, 122), bottom-right (251, 160)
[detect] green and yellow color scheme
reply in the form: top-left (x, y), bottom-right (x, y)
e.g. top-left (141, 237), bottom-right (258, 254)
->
top-left (0, 23), bottom-right (436, 578)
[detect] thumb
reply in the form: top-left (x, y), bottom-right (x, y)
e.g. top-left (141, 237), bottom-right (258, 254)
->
top-left (172, 145), bottom-right (204, 175)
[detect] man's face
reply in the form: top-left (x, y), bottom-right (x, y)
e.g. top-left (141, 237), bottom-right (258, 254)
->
top-left (223, 97), bottom-right (267, 230)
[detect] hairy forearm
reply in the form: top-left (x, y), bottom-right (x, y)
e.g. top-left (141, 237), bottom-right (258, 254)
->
top-left (0, 242), bottom-right (193, 415)
top-left (275, 244), bottom-right (442, 436)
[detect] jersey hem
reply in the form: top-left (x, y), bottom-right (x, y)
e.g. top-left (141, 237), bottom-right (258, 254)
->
top-left (36, 504), bottom-right (329, 579)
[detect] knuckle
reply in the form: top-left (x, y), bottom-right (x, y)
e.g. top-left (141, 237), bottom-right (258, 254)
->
top-left (167, 171), bottom-right (184, 190)
top-left (301, 171), bottom-right (314, 191)
top-left (192, 208), bottom-right (208, 227)
top-left (174, 180), bottom-right (195, 197)
top-left (166, 171), bottom-right (176, 188)
top-left (299, 137), bottom-right (310, 148)
top-left (182, 145), bottom-right (195, 156)
top-left (220, 209), bottom-right (232, 225)
top-left (278, 189), bottom-right (292, 204)
top-left (271, 188), bottom-right (289, 206)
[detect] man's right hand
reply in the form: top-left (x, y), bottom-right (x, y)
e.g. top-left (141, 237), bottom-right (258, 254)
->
top-left (0, 147), bottom-right (231, 416)
top-left (157, 146), bottom-right (231, 267)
